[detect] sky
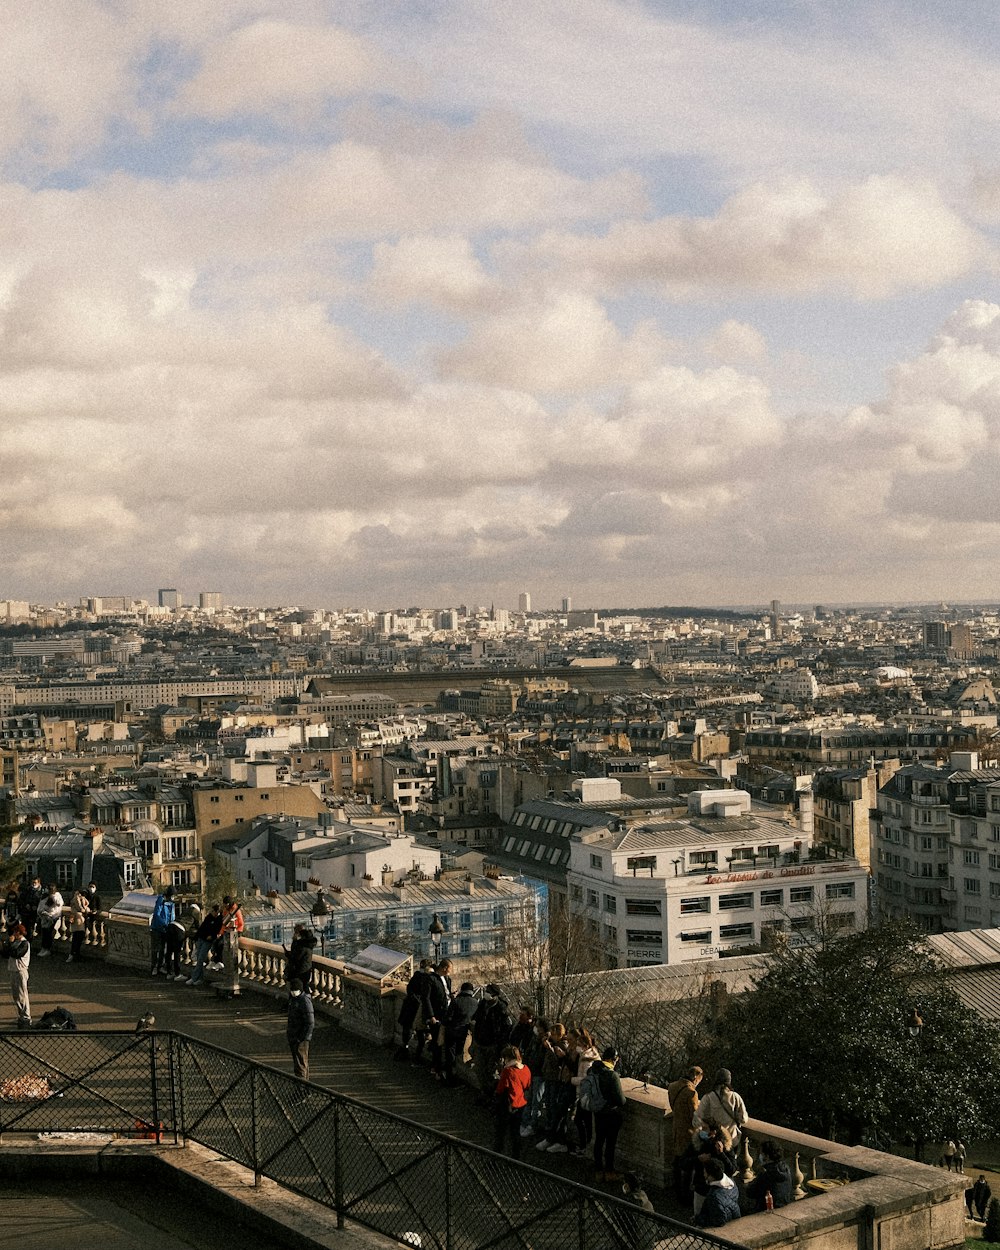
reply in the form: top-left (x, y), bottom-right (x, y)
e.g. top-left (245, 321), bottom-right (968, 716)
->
top-left (4, 1), bottom-right (1000, 611)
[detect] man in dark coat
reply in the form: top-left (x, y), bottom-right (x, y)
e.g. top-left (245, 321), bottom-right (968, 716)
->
top-left (471, 983), bottom-right (513, 1101)
top-left (283, 924), bottom-right (316, 992)
top-left (286, 978), bottom-right (315, 1082)
top-left (426, 959), bottom-right (453, 1076)
top-left (442, 982), bottom-right (478, 1086)
top-left (974, 1175), bottom-right (992, 1221)
top-left (396, 959), bottom-right (434, 1060)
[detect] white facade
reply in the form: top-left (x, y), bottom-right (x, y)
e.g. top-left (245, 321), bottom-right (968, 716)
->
top-left (567, 795), bottom-right (869, 967)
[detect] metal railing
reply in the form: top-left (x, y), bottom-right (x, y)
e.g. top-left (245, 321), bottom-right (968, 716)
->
top-left (0, 1029), bottom-right (743, 1250)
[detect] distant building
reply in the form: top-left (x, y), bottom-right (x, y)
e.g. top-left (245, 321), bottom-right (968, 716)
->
top-left (518, 592), bottom-right (531, 613)
top-left (158, 589), bottom-right (181, 609)
top-left (561, 597), bottom-right (572, 614)
top-left (199, 591), bottom-right (222, 612)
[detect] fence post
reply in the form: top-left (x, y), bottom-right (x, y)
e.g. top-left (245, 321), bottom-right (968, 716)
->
top-left (252, 1065), bottom-right (261, 1187)
top-left (334, 1099), bottom-right (345, 1229)
top-left (445, 1141), bottom-right (454, 1250)
top-left (578, 1191), bottom-right (587, 1250)
top-left (167, 1033), bottom-right (180, 1146)
top-left (148, 1033), bottom-right (161, 1145)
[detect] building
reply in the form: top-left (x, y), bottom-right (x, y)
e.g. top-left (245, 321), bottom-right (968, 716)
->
top-left (874, 751), bottom-right (1000, 932)
top-left (518, 592), bottom-right (531, 613)
top-left (198, 592), bottom-right (222, 612)
top-left (561, 597), bottom-right (572, 614)
top-left (566, 790), bottom-right (868, 967)
top-left (812, 761), bottom-right (901, 870)
top-left (158, 589), bottom-right (182, 609)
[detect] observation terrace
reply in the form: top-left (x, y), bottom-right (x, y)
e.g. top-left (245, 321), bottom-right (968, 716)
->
top-left (0, 915), bottom-right (968, 1250)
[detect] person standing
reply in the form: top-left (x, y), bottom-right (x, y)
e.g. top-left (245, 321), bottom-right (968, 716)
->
top-left (694, 1068), bottom-right (748, 1144)
top-left (667, 1065), bottom-right (703, 1201)
top-left (164, 916), bottom-right (187, 980)
top-left (149, 886), bottom-right (176, 975)
top-left (426, 959), bottom-right (453, 1077)
top-left (19, 876), bottom-right (43, 941)
top-left (493, 1045), bottom-right (531, 1159)
top-left (216, 895), bottom-right (244, 970)
top-left (974, 1175), bottom-right (992, 1221)
top-left (286, 978), bottom-right (315, 1082)
top-left (1, 923), bottom-right (31, 1028)
top-left (36, 884), bottom-right (64, 957)
top-left (84, 882), bottom-right (102, 940)
top-left (186, 904), bottom-right (224, 985)
top-left (66, 888), bottom-right (90, 962)
top-left (592, 1046), bottom-right (627, 1182)
top-left (396, 958), bottom-right (434, 1061)
top-left (283, 924), bottom-right (316, 993)
top-left (442, 981), bottom-right (478, 1087)
top-left (471, 983), bottom-right (512, 1101)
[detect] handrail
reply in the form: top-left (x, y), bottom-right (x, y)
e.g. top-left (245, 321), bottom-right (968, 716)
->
top-left (0, 1029), bottom-right (740, 1250)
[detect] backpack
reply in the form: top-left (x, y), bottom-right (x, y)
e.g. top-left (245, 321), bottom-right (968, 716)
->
top-left (578, 1064), bottom-right (607, 1113)
top-left (37, 1007), bottom-right (77, 1032)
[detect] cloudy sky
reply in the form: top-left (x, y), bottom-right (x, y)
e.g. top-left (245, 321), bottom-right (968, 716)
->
top-left (4, 1), bottom-right (1000, 610)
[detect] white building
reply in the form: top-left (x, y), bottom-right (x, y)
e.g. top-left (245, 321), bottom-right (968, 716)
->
top-left (567, 790), bottom-right (869, 967)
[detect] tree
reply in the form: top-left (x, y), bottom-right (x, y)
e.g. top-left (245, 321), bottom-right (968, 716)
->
top-left (203, 851), bottom-right (238, 906)
top-left (984, 1197), bottom-right (1000, 1244)
top-left (718, 920), bottom-right (1000, 1149)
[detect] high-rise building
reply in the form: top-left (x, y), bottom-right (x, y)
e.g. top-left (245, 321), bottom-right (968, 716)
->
top-left (158, 588), bottom-right (181, 609)
top-left (923, 621), bottom-right (949, 650)
top-left (561, 597), bottom-right (572, 614)
top-left (199, 592), bottom-right (222, 612)
top-left (518, 592), bottom-right (531, 613)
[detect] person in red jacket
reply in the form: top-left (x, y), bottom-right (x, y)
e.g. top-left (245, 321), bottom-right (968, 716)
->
top-left (493, 1045), bottom-right (531, 1159)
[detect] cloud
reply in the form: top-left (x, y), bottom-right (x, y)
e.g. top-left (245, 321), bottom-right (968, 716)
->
top-left (521, 176), bottom-right (984, 298)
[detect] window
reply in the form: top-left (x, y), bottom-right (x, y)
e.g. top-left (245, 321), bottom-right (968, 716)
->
top-left (260, 793), bottom-right (269, 800)
top-left (718, 892), bottom-right (752, 910)
top-left (167, 836), bottom-right (188, 859)
top-left (680, 896), bottom-right (711, 914)
top-left (689, 851), bottom-right (717, 868)
top-left (211, 819), bottom-right (220, 826)
top-left (626, 855), bottom-right (656, 875)
top-left (719, 923), bottom-right (753, 940)
top-left (604, 924), bottom-right (618, 942)
top-left (789, 886), bottom-right (814, 904)
top-left (210, 795), bottom-right (220, 804)
top-left (625, 899), bottom-right (662, 916)
top-left (990, 853), bottom-right (1000, 871)
top-left (825, 882), bottom-right (855, 900)
top-left (920, 836), bottom-right (933, 851)
top-left (758, 845), bottom-right (780, 859)
top-left (826, 912), bottom-right (854, 931)
top-left (55, 862), bottom-right (75, 887)
top-left (171, 869), bottom-right (192, 887)
top-left (790, 916), bottom-right (814, 932)
top-left (680, 930), bottom-right (711, 944)
top-left (234, 794), bottom-right (244, 802)
top-left (459, 938), bottom-right (471, 955)
top-left (123, 861), bottom-right (138, 888)
top-left (460, 909), bottom-right (472, 930)
top-left (625, 930), bottom-right (663, 946)
top-left (587, 890), bottom-right (599, 908)
top-left (603, 895), bottom-right (617, 913)
top-left (730, 847), bottom-right (754, 862)
top-left (759, 889), bottom-right (783, 907)
top-left (964, 879), bottom-right (981, 895)
top-left (590, 854), bottom-right (603, 870)
top-left (571, 884), bottom-right (583, 901)
top-left (920, 863), bottom-right (933, 878)
top-left (964, 850), bottom-right (981, 866)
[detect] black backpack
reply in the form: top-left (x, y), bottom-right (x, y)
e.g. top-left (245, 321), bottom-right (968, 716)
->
top-left (36, 1007), bottom-right (77, 1032)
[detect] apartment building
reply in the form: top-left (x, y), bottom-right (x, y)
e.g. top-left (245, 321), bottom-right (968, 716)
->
top-left (566, 790), bottom-right (868, 967)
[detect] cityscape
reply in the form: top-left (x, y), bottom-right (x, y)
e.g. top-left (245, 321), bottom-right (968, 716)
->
top-left (5, 1), bottom-right (1000, 1247)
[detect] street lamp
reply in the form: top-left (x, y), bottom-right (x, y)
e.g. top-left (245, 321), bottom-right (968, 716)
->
top-left (310, 889), bottom-right (330, 957)
top-left (428, 912), bottom-right (444, 962)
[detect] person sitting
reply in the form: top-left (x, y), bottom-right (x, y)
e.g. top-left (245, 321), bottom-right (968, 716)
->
top-left (688, 1122), bottom-right (738, 1218)
top-left (696, 1158), bottom-right (741, 1228)
top-left (747, 1139), bottom-right (795, 1210)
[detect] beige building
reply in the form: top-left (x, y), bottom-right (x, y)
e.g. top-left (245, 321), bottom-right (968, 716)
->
top-left (193, 775), bottom-right (326, 854)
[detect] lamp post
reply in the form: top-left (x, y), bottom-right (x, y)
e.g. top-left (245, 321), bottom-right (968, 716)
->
top-left (428, 912), bottom-right (444, 963)
top-left (310, 889), bottom-right (329, 957)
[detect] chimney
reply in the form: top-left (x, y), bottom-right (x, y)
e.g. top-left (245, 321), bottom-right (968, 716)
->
top-left (464, 875), bottom-right (475, 896)
top-left (798, 790), bottom-right (814, 838)
top-left (381, 867), bottom-right (394, 887)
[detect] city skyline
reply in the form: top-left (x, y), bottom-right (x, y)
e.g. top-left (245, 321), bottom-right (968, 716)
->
top-left (4, 3), bottom-right (1000, 607)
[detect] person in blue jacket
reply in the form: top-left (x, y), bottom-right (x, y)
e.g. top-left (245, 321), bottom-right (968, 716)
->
top-left (697, 1158), bottom-right (742, 1228)
top-left (149, 886), bottom-right (175, 976)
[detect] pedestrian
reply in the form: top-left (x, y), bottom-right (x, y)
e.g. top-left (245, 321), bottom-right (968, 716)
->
top-left (622, 1171), bottom-right (654, 1213)
top-left (287, 978), bottom-right (314, 1082)
top-left (149, 886), bottom-right (175, 975)
top-left (974, 1175), bottom-right (992, 1221)
top-left (164, 916), bottom-right (187, 980)
top-left (36, 884), bottom-right (64, 957)
top-left (426, 958), bottom-right (453, 1078)
top-left (216, 895), bottom-right (244, 970)
top-left (4, 881), bottom-right (20, 929)
top-left (442, 981), bottom-right (478, 1087)
top-left (1, 923), bottom-right (31, 1028)
top-left (592, 1046), bottom-right (627, 1182)
top-left (569, 1027), bottom-right (601, 1156)
top-left (522, 1017), bottom-right (549, 1138)
top-left (955, 1140), bottom-right (966, 1174)
top-left (66, 888), bottom-right (90, 962)
top-left (966, 1183), bottom-right (977, 1220)
top-left (535, 1022), bottom-right (570, 1152)
top-left (18, 876), bottom-right (42, 941)
top-left (186, 903), bottom-right (224, 985)
top-left (696, 1158), bottom-right (741, 1228)
top-left (84, 882), bottom-right (102, 939)
top-left (395, 958), bottom-right (433, 1061)
top-left (694, 1068), bottom-right (748, 1144)
top-left (283, 923), bottom-right (316, 993)
top-left (942, 1139), bottom-right (957, 1171)
top-left (747, 1139), bottom-right (794, 1211)
top-left (493, 1044), bottom-right (531, 1159)
top-left (667, 1065), bottom-right (703, 1201)
top-left (471, 983), bottom-right (512, 1101)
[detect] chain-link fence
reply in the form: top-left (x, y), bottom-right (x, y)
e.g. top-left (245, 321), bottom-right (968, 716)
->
top-left (0, 1030), bottom-right (746, 1250)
